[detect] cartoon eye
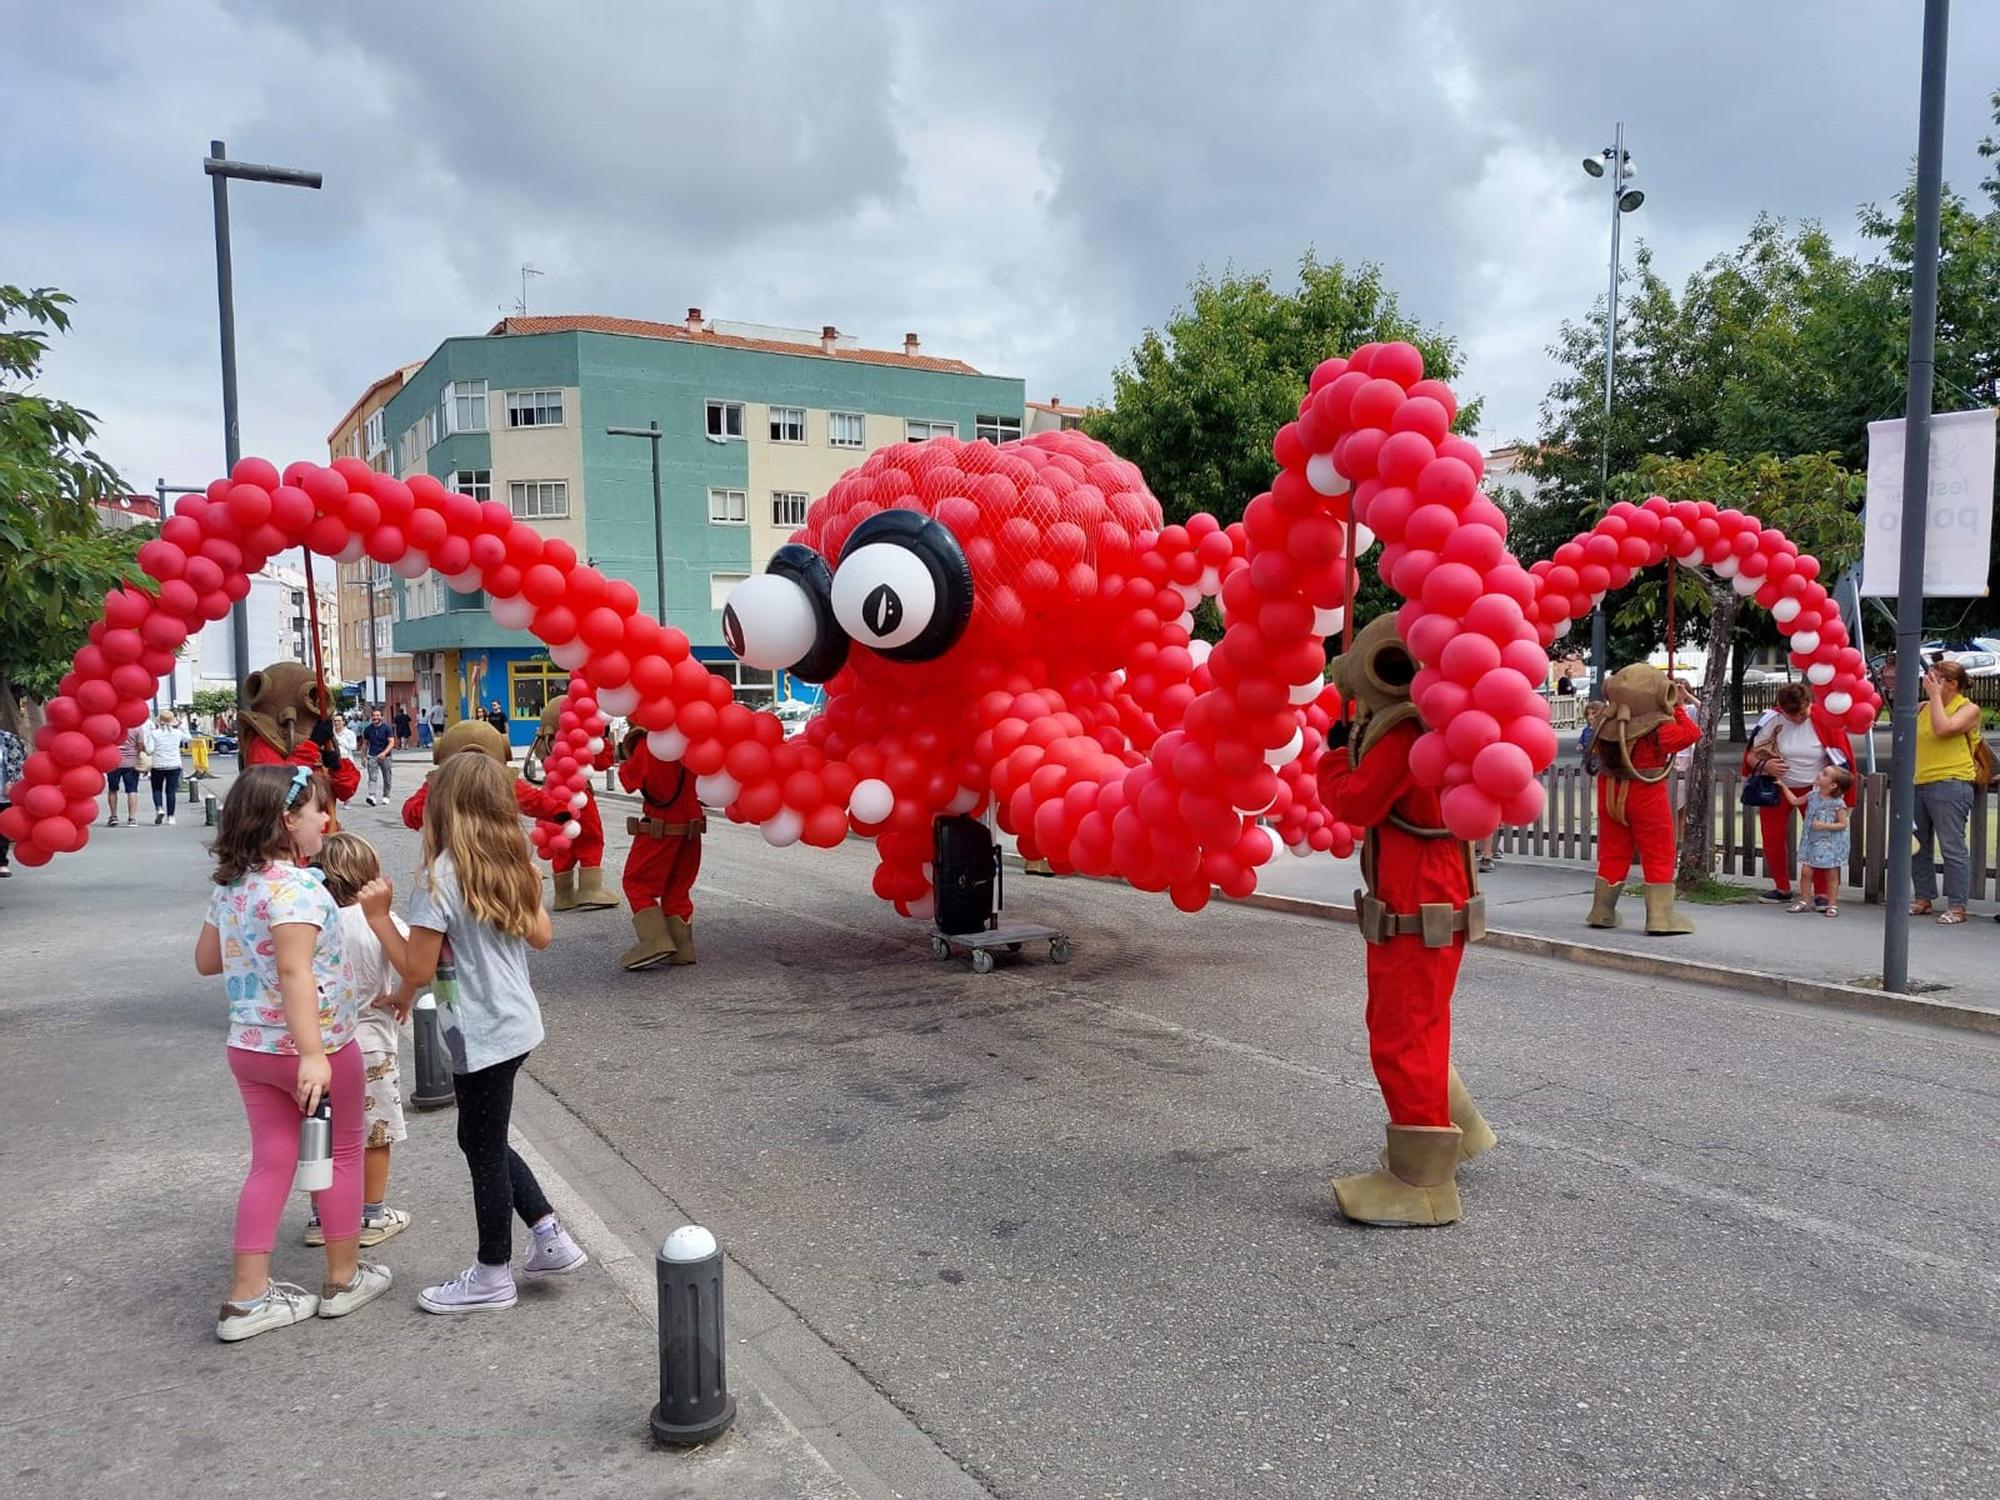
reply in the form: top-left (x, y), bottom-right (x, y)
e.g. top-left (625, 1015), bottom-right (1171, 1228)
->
top-left (722, 544), bottom-right (849, 683)
top-left (831, 511), bottom-right (974, 662)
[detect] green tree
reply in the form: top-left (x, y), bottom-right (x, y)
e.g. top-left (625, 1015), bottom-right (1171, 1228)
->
top-left (190, 686), bottom-right (239, 720)
top-left (0, 286), bottom-right (146, 734)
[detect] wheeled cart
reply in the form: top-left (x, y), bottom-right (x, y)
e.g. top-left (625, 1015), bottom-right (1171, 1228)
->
top-left (928, 921), bottom-right (1071, 974)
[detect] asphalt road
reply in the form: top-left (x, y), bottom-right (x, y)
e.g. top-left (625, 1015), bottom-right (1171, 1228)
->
top-left (9, 776), bottom-right (1998, 1498)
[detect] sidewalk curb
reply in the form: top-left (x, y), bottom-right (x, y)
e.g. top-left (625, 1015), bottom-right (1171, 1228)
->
top-left (1227, 888), bottom-right (2000, 1037)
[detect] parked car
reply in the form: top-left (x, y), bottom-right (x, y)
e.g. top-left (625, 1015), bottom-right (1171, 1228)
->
top-left (1923, 639), bottom-right (2000, 678)
top-left (771, 700), bottom-right (818, 739)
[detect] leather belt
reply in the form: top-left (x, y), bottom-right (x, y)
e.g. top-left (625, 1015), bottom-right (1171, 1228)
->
top-left (628, 813), bottom-right (707, 839)
top-left (1354, 891), bottom-right (1487, 948)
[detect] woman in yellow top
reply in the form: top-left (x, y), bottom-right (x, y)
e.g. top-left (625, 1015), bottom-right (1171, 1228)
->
top-left (1910, 659), bottom-right (1982, 924)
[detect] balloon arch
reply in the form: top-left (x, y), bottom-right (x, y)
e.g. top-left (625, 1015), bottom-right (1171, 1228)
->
top-left (2, 345), bottom-right (1877, 912)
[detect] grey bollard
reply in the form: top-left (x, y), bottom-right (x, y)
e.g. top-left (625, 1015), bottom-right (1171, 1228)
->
top-left (204, 794), bottom-right (220, 827)
top-left (409, 993), bottom-right (456, 1111)
top-left (650, 1225), bottom-right (735, 1446)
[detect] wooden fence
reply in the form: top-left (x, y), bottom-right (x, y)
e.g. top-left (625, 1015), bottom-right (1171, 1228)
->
top-left (1735, 676), bottom-right (2000, 715)
top-left (1493, 766), bottom-right (2000, 904)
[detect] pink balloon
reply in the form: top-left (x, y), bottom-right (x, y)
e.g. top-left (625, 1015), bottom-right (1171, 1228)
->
top-left (1441, 784), bottom-right (1501, 840)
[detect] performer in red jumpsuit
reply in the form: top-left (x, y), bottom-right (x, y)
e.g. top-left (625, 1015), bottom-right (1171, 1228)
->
top-left (526, 703), bottom-right (619, 911)
top-left (616, 729), bottom-right (704, 971)
top-left (1316, 616), bottom-right (1493, 1227)
top-left (1587, 663), bottom-right (1701, 935)
top-left (239, 662), bottom-right (359, 805)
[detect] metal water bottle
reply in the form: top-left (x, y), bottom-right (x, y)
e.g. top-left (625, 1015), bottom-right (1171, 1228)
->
top-left (294, 1092), bottom-right (334, 1194)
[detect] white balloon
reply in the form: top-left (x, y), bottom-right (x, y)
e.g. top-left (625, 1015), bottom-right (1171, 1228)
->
top-left (562, 820), bottom-right (582, 840)
top-left (444, 569), bottom-right (483, 593)
top-left (586, 736), bottom-right (605, 756)
top-left (490, 594), bottom-right (536, 631)
top-left (1349, 523), bottom-right (1377, 555)
top-left (1288, 679), bottom-right (1324, 705)
top-left (1554, 620), bottom-right (1573, 638)
top-left (1306, 451), bottom-right (1348, 496)
top-left (1806, 663), bottom-right (1836, 685)
top-left (392, 550), bottom-right (430, 579)
top-left (1232, 791), bottom-right (1280, 815)
top-left (1288, 840), bottom-right (1314, 858)
top-left (1196, 566), bottom-right (1222, 597)
top-left (1790, 631), bottom-right (1821, 655)
top-left (595, 684), bottom-right (639, 718)
top-left (1312, 605), bottom-right (1345, 637)
top-left (1174, 581), bottom-right (1202, 609)
top-left (722, 573), bottom-right (818, 669)
top-left (1187, 639), bottom-right (1213, 667)
top-left (335, 536), bottom-right (367, 565)
top-left (569, 790), bottom-right (587, 811)
top-left (760, 808), bottom-right (804, 847)
top-left (849, 777), bottom-right (894, 823)
top-left (1264, 726), bottom-right (1305, 767)
top-left (1826, 691), bottom-right (1854, 715)
top-left (906, 893), bottom-right (936, 921)
top-left (1731, 572), bottom-right (1762, 596)
top-left (549, 638), bottom-right (589, 670)
top-left (695, 772), bottom-right (740, 807)
top-left (1772, 597), bottom-right (1803, 623)
top-left (1713, 554), bottom-right (1741, 579)
top-left (1177, 610), bottom-right (1197, 635)
top-left (946, 785), bottom-right (982, 815)
top-left (646, 727), bottom-right (690, 760)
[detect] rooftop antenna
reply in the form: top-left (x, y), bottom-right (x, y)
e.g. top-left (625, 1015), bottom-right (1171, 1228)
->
top-left (511, 263), bottom-right (544, 317)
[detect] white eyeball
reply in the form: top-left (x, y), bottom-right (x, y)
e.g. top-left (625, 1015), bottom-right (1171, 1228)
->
top-left (724, 573), bottom-right (820, 670)
top-left (832, 543), bottom-right (938, 652)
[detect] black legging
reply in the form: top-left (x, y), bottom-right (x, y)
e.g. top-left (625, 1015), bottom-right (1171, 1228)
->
top-left (149, 767), bottom-right (181, 815)
top-left (452, 1052), bottom-right (553, 1266)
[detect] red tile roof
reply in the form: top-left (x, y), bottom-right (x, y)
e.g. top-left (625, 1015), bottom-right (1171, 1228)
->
top-left (325, 363), bottom-right (421, 447)
top-left (488, 315), bottom-right (985, 376)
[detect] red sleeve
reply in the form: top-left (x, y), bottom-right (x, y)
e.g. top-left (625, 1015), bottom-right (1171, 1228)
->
top-left (1317, 720), bottom-right (1418, 829)
top-left (591, 742), bottom-right (615, 772)
top-left (618, 742), bottom-right (652, 793)
top-left (401, 782), bottom-right (428, 830)
top-left (515, 778), bottom-right (571, 821)
top-left (286, 738), bottom-right (358, 802)
top-left (1655, 704), bottom-right (1701, 755)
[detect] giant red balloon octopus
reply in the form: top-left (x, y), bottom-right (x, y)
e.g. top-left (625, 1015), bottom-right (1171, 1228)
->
top-left (1, 350), bottom-right (1877, 910)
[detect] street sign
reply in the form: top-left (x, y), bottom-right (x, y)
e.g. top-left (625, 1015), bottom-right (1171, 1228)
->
top-left (1858, 407), bottom-right (1996, 596)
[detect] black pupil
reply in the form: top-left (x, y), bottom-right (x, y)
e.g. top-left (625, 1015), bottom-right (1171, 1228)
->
top-left (863, 584), bottom-right (902, 637)
top-left (721, 604), bottom-right (744, 655)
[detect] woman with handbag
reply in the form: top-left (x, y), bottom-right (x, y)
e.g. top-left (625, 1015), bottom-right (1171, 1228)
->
top-left (1743, 683), bottom-right (1855, 907)
top-left (1911, 659), bottom-right (1983, 925)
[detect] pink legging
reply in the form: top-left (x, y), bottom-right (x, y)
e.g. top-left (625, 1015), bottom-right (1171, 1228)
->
top-left (227, 1043), bottom-right (365, 1254)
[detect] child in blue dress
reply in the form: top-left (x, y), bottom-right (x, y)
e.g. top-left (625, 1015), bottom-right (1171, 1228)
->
top-left (1786, 765), bottom-right (1853, 917)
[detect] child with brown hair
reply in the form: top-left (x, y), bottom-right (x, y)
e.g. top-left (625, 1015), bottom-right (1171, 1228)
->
top-left (302, 832), bottom-right (417, 1249)
top-left (1787, 764), bottom-right (1854, 917)
top-left (195, 765), bottom-right (392, 1341)
top-left (387, 751), bottom-right (588, 1313)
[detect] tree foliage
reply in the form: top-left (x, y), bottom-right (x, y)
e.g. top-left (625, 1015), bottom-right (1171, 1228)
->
top-left (0, 286), bottom-right (146, 732)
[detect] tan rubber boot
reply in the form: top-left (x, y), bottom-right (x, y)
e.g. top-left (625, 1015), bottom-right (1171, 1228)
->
top-left (551, 868), bottom-right (579, 912)
top-left (619, 907), bottom-right (677, 970)
top-left (1643, 882), bottom-right (1695, 936)
top-left (573, 865), bottom-right (620, 909)
top-left (1449, 1066), bottom-right (1498, 1161)
top-left (1586, 877), bottom-right (1623, 929)
top-left (662, 914), bottom-right (696, 966)
top-left (1334, 1125), bottom-right (1464, 1227)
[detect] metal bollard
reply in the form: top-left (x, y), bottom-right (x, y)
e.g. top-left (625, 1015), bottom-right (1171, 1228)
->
top-left (204, 794), bottom-right (220, 827)
top-left (409, 993), bottom-right (456, 1110)
top-left (649, 1225), bottom-right (735, 1446)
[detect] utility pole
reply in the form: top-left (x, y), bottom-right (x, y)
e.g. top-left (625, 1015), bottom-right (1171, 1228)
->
top-left (204, 140), bottom-right (321, 763)
top-left (1882, 0), bottom-right (1952, 994)
top-left (606, 421), bottom-right (668, 622)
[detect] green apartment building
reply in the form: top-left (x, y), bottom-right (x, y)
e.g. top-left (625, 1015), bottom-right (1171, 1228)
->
top-left (351, 312), bottom-right (1025, 745)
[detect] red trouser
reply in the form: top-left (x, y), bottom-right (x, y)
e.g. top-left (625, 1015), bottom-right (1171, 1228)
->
top-left (623, 833), bottom-right (700, 919)
top-left (1597, 779), bottom-right (1677, 884)
top-left (549, 794), bottom-right (604, 875)
top-left (1364, 936), bottom-right (1463, 1127)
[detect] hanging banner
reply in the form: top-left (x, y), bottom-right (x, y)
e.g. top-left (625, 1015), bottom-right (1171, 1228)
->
top-left (1859, 407), bottom-right (1996, 596)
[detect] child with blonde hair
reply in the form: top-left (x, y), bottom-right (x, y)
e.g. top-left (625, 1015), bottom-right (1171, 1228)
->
top-left (303, 832), bottom-right (417, 1248)
top-left (388, 751), bottom-right (588, 1312)
top-left (196, 765), bottom-right (392, 1341)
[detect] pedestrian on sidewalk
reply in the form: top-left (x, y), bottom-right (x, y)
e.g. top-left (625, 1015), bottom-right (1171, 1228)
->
top-left (305, 832), bottom-right (417, 1250)
top-left (0, 723), bottom-right (22, 876)
top-left (106, 721), bottom-right (143, 827)
top-left (391, 752), bottom-right (589, 1313)
top-left (1744, 683), bottom-right (1854, 904)
top-left (196, 765), bottom-right (393, 1342)
top-left (1787, 766), bottom-right (1853, 916)
top-left (144, 709), bottom-right (190, 825)
top-left (394, 704), bottom-right (412, 748)
top-left (1910, 659), bottom-right (1982, 926)
top-left (361, 708), bottom-right (395, 806)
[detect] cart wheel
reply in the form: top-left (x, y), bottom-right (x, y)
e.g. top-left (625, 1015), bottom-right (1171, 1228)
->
top-left (1050, 938), bottom-right (1072, 963)
top-left (931, 936), bottom-right (951, 961)
top-left (971, 948), bottom-right (995, 974)
top-left (1005, 942), bottom-right (1023, 954)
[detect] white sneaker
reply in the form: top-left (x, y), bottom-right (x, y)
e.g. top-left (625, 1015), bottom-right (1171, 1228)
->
top-left (364, 796), bottom-right (377, 806)
top-left (358, 1205), bottom-right (411, 1247)
top-left (319, 1261), bottom-right (393, 1319)
top-left (217, 1280), bottom-right (319, 1342)
top-left (521, 1220), bottom-right (589, 1280)
top-left (419, 1264), bottom-right (518, 1315)
top-left (165, 815), bottom-right (176, 826)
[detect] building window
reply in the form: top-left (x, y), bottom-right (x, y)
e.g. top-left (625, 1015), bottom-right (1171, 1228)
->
top-left (707, 487), bottom-right (747, 525)
top-left (705, 400), bottom-right (745, 440)
top-left (364, 409), bottom-right (385, 457)
top-left (709, 572), bottom-right (749, 610)
top-left (975, 414), bottom-right (1022, 444)
top-left (441, 379), bottom-right (488, 435)
top-left (768, 405), bottom-right (806, 443)
top-left (507, 658), bottom-right (569, 722)
top-left (772, 491), bottom-right (809, 528)
top-left (397, 424), bottom-right (423, 474)
top-left (448, 469), bottom-right (492, 502)
top-left (905, 418), bottom-right (956, 442)
top-left (508, 480), bottom-right (569, 520)
top-left (828, 411), bottom-right (865, 449)
top-left (506, 389), bottom-right (564, 428)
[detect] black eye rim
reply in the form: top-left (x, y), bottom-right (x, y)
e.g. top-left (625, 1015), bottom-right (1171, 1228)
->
top-left (835, 510), bottom-right (975, 662)
top-left (727, 543), bottom-right (849, 684)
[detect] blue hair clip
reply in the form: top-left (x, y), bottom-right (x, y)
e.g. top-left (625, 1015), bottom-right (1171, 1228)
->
top-left (286, 764), bottom-right (313, 806)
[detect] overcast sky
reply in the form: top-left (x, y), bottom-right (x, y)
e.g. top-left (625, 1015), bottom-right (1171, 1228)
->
top-left (12, 0), bottom-right (2000, 496)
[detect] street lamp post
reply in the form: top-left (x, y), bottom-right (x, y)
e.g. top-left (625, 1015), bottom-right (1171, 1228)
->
top-left (606, 421), bottom-right (668, 621)
top-left (1582, 124), bottom-right (1645, 699)
top-left (204, 139), bottom-right (321, 763)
